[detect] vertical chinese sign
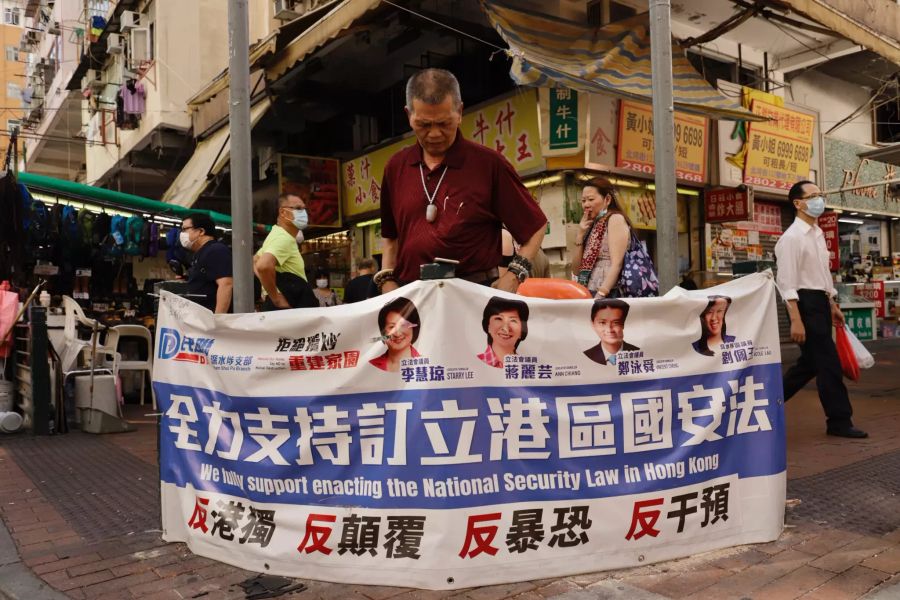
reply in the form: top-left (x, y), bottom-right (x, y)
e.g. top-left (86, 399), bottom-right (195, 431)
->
top-left (539, 87), bottom-right (586, 155)
top-left (743, 101), bottom-right (814, 191)
top-left (279, 155), bottom-right (341, 228)
top-left (616, 99), bottom-right (708, 184)
top-left (818, 212), bottom-right (839, 272)
top-left (342, 92), bottom-right (543, 220)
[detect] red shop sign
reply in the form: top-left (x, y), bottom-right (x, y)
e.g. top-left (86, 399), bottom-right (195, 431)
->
top-left (818, 212), bottom-right (839, 272)
top-left (705, 187), bottom-right (752, 223)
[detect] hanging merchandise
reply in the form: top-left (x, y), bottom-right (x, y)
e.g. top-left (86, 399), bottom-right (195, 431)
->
top-left (89, 16), bottom-right (106, 42)
top-left (146, 222), bottom-right (159, 257)
top-left (108, 214), bottom-right (127, 256)
top-left (125, 215), bottom-right (145, 256)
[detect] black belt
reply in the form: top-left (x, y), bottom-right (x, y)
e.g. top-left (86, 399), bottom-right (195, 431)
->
top-left (798, 289), bottom-right (830, 296)
top-left (458, 268), bottom-right (499, 283)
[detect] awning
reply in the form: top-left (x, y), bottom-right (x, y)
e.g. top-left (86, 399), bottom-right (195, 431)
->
top-left (188, 0), bottom-right (344, 108)
top-left (266, 0), bottom-right (382, 81)
top-left (778, 0), bottom-right (900, 66)
top-left (162, 98), bottom-right (272, 208)
top-left (481, 1), bottom-right (765, 121)
top-left (17, 172), bottom-right (234, 227)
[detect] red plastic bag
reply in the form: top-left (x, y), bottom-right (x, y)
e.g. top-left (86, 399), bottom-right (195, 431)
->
top-left (835, 325), bottom-right (860, 381)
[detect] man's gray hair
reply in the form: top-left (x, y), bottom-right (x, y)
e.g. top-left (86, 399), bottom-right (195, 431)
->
top-left (405, 68), bottom-right (462, 111)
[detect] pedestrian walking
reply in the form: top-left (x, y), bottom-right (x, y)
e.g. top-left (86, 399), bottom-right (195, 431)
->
top-left (254, 194), bottom-right (317, 310)
top-left (775, 180), bottom-right (867, 438)
top-left (344, 258), bottom-right (378, 303)
top-left (375, 68), bottom-right (547, 294)
top-left (180, 213), bottom-right (233, 313)
top-left (312, 269), bottom-right (341, 307)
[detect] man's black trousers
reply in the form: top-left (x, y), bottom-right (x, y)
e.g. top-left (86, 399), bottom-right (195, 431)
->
top-left (782, 289), bottom-right (854, 429)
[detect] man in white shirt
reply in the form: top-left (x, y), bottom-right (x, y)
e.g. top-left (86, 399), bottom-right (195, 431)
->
top-left (775, 180), bottom-right (867, 438)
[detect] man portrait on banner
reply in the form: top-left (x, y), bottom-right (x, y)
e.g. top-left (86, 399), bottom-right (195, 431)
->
top-left (584, 298), bottom-right (639, 366)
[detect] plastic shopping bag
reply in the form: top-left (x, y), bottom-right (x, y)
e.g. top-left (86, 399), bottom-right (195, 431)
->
top-left (835, 324), bottom-right (860, 381)
top-left (845, 326), bottom-right (875, 370)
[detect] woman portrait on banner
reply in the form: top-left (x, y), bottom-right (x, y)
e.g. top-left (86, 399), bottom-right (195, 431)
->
top-left (573, 176), bottom-right (633, 299)
top-left (370, 297), bottom-right (421, 372)
top-left (693, 295), bottom-right (736, 356)
top-left (477, 296), bottom-right (529, 368)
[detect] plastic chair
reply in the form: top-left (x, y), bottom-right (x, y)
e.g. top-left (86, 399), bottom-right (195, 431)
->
top-left (112, 324), bottom-right (155, 408)
top-left (61, 296), bottom-right (118, 375)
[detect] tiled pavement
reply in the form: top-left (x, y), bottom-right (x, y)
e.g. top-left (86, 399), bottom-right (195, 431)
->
top-left (1, 340), bottom-right (898, 600)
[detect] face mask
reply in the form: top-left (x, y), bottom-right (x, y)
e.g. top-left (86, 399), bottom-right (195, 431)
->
top-left (316, 279), bottom-right (328, 289)
top-left (179, 231), bottom-right (192, 249)
top-left (803, 196), bottom-right (826, 218)
top-left (292, 209), bottom-right (309, 230)
top-left (295, 230), bottom-right (304, 244)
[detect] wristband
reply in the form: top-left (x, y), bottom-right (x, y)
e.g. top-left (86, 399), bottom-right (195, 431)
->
top-left (373, 269), bottom-right (397, 291)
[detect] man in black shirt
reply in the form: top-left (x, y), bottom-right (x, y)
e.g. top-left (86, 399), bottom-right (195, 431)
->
top-left (181, 213), bottom-right (233, 313)
top-left (344, 257), bottom-right (378, 303)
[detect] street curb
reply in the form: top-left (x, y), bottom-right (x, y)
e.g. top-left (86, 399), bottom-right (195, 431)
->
top-left (0, 513), bottom-right (68, 600)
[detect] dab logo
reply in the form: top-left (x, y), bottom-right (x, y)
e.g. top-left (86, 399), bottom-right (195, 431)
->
top-left (158, 328), bottom-right (215, 364)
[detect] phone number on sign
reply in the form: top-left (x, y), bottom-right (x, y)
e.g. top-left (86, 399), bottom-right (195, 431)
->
top-left (619, 161), bottom-right (703, 183)
top-left (743, 175), bottom-right (791, 190)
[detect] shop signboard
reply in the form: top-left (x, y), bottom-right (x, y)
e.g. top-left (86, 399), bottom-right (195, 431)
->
top-left (753, 203), bottom-right (783, 235)
top-left (342, 91), bottom-right (543, 219)
top-left (155, 273), bottom-right (785, 589)
top-left (616, 99), bottom-right (708, 183)
top-left (818, 212), bottom-right (839, 272)
top-left (823, 137), bottom-right (900, 216)
top-left (617, 188), bottom-right (688, 232)
top-left (842, 307), bottom-right (875, 341)
top-left (705, 187), bottom-right (752, 224)
top-left (743, 100), bottom-right (815, 192)
top-left (542, 87), bottom-right (583, 152)
top-left (279, 155), bottom-right (341, 228)
top-left (856, 281), bottom-right (886, 318)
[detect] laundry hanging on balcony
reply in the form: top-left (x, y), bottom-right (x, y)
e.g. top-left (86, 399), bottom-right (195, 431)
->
top-left (481, 1), bottom-right (764, 121)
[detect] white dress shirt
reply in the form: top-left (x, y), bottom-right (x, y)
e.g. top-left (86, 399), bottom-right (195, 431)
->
top-left (774, 217), bottom-right (836, 301)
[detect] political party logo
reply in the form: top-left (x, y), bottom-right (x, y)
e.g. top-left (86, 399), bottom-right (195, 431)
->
top-left (158, 327), bottom-right (214, 365)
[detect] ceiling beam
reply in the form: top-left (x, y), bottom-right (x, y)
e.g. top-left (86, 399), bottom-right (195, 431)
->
top-left (773, 37), bottom-right (862, 72)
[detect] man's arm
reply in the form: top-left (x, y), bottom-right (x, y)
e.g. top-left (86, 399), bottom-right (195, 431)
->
top-left (493, 225), bottom-right (545, 293)
top-left (214, 277), bottom-right (233, 313)
top-left (775, 236), bottom-right (805, 343)
top-left (378, 238), bottom-right (399, 293)
top-left (254, 253), bottom-right (290, 308)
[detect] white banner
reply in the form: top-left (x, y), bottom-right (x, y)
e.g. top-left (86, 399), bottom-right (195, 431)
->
top-left (154, 273), bottom-right (786, 590)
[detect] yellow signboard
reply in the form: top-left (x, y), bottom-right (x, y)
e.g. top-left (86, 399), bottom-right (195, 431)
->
top-left (618, 188), bottom-right (688, 233)
top-left (743, 100), bottom-right (814, 191)
top-left (616, 100), bottom-right (708, 184)
top-left (342, 91), bottom-right (543, 219)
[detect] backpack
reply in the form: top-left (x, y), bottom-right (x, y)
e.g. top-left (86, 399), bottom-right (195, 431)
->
top-left (147, 222), bottom-right (159, 257)
top-left (125, 215), bottom-right (144, 256)
top-left (61, 206), bottom-right (79, 244)
top-left (29, 200), bottom-right (50, 244)
top-left (165, 226), bottom-right (187, 269)
top-left (93, 212), bottom-right (111, 247)
top-left (77, 209), bottom-right (96, 248)
top-left (108, 215), bottom-right (127, 256)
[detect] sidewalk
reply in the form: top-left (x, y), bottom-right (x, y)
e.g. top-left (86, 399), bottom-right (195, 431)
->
top-left (1, 340), bottom-right (898, 600)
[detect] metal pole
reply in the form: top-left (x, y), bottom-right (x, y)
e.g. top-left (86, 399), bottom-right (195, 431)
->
top-left (649, 0), bottom-right (678, 293)
top-left (227, 0), bottom-right (254, 313)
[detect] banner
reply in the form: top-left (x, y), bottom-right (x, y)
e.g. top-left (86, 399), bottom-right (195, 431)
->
top-left (154, 274), bottom-right (786, 589)
top-left (616, 99), bottom-right (708, 184)
top-left (818, 212), bottom-right (839, 272)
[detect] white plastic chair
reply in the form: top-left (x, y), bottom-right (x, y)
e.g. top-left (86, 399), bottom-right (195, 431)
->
top-left (61, 296), bottom-right (118, 376)
top-left (112, 324), bottom-right (155, 408)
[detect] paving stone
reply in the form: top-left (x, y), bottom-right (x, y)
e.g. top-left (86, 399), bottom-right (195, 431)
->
top-left (801, 565), bottom-right (890, 599)
top-left (751, 565), bottom-right (836, 599)
top-left (861, 547), bottom-right (900, 575)
top-left (810, 537), bottom-right (894, 574)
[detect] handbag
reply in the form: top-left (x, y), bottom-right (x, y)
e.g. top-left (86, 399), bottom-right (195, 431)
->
top-left (615, 231), bottom-right (659, 298)
top-left (835, 324), bottom-right (860, 381)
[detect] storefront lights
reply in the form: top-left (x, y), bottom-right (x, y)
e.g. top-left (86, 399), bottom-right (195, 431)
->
top-left (838, 218), bottom-right (865, 225)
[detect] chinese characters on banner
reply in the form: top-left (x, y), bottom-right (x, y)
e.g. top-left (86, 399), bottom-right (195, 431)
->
top-left (856, 281), bottom-right (886, 318)
top-left (705, 188), bottom-right (753, 224)
top-left (155, 274), bottom-right (785, 590)
top-left (341, 92), bottom-right (543, 219)
top-left (616, 100), bottom-right (708, 183)
top-left (743, 100), bottom-right (815, 191)
top-left (818, 212), bottom-right (839, 272)
top-left (279, 155), bottom-right (341, 228)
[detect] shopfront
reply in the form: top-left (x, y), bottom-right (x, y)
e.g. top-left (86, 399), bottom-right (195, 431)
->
top-left (823, 136), bottom-right (900, 338)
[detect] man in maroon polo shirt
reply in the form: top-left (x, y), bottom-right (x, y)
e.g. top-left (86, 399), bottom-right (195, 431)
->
top-left (376, 68), bottom-right (547, 294)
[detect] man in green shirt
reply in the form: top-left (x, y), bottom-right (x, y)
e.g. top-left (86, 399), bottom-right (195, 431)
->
top-left (254, 193), bottom-right (314, 309)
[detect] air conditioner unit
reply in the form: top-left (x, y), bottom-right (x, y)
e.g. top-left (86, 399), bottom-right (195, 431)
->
top-left (120, 10), bottom-right (142, 31)
top-left (273, 0), bottom-right (300, 21)
top-left (107, 33), bottom-right (124, 54)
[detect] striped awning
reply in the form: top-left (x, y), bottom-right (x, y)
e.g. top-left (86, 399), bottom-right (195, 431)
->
top-left (482, 1), bottom-right (765, 122)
